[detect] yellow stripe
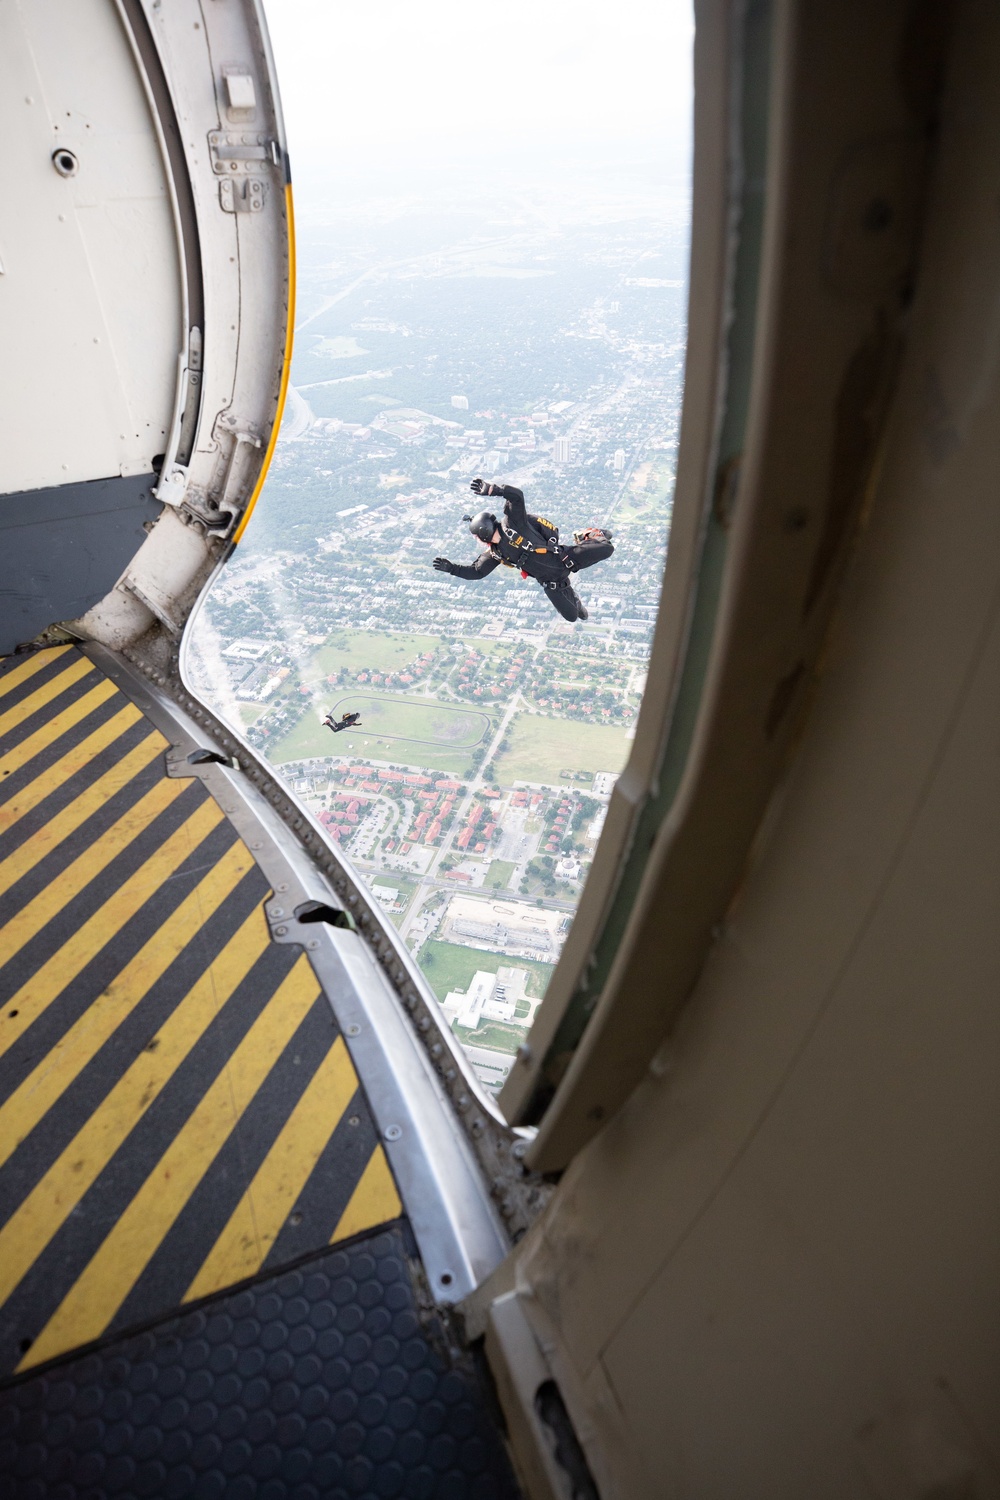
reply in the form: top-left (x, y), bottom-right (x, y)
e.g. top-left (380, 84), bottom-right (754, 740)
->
top-left (0, 798), bottom-right (223, 1062)
top-left (232, 181), bottom-right (296, 545)
top-left (0, 704), bottom-right (145, 838)
top-left (331, 1147), bottom-right (402, 1243)
top-left (0, 839), bottom-right (256, 1176)
top-left (0, 732), bottom-right (165, 899)
top-left (0, 774), bottom-right (187, 968)
top-left (20, 956), bottom-right (321, 1369)
top-left (185, 1035), bottom-right (358, 1301)
top-left (0, 903), bottom-right (270, 1311)
top-left (0, 647), bottom-right (73, 701)
top-left (0, 679), bottom-right (119, 782)
top-left (0, 655), bottom-right (93, 740)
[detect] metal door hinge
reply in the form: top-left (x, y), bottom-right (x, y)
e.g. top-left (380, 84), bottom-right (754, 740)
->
top-left (209, 130), bottom-right (274, 174)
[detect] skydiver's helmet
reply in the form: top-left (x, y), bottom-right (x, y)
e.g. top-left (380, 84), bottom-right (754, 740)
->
top-left (469, 511), bottom-right (498, 543)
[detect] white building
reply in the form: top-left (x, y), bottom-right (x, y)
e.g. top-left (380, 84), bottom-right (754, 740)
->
top-left (613, 448), bottom-right (626, 473)
top-left (451, 394), bottom-right (469, 410)
top-left (441, 967), bottom-right (527, 1029)
top-left (553, 437), bottom-right (571, 464)
top-left (442, 970), bottom-right (496, 1029)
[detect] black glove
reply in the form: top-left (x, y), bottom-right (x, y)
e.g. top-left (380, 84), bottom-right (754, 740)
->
top-left (433, 557), bottom-right (455, 573)
top-left (470, 477), bottom-right (489, 496)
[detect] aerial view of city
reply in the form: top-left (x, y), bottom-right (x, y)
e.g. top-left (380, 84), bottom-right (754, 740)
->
top-left (188, 151), bottom-right (689, 1095)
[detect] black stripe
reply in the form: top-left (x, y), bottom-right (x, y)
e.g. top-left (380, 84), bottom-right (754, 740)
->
top-left (0, 715), bottom-right (156, 866)
top-left (0, 812), bottom-right (239, 1085)
top-left (0, 939), bottom-right (299, 1381)
top-left (0, 687), bottom-right (133, 810)
top-left (109, 992), bottom-right (340, 1334)
top-left (0, 779), bottom-right (216, 1000)
top-left (0, 864), bottom-right (271, 1212)
top-left (0, 747), bottom-right (169, 911)
top-left (0, 650), bottom-right (85, 708)
top-left (0, 663), bottom-right (108, 758)
top-left (263, 1090), bottom-right (385, 1271)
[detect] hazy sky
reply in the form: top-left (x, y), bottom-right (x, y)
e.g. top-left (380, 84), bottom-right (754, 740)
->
top-left (262, 0), bottom-right (693, 173)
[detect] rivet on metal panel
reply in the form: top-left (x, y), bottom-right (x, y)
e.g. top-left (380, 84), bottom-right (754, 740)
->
top-left (384, 1125), bottom-right (403, 1142)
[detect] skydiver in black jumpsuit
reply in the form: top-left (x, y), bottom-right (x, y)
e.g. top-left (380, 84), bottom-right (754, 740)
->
top-left (432, 479), bottom-right (614, 621)
top-left (323, 710), bottom-right (362, 734)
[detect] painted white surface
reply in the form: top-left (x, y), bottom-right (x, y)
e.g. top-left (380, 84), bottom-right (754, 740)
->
top-left (0, 0), bottom-right (182, 494)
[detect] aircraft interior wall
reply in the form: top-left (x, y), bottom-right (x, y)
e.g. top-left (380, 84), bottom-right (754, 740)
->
top-left (471, 1), bottom-right (1000, 1495)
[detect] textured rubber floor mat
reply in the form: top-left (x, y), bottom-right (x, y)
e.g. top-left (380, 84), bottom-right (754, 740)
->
top-left (0, 1223), bottom-right (521, 1499)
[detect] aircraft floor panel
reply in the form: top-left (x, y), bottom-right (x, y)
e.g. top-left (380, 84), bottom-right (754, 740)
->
top-left (0, 1221), bottom-right (520, 1500)
top-left (0, 647), bottom-right (405, 1382)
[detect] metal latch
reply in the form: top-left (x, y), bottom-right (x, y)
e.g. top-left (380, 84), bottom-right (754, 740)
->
top-left (210, 130), bottom-right (275, 212)
top-left (219, 177), bottom-right (267, 214)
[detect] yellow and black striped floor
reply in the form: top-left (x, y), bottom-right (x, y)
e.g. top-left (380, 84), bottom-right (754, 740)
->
top-left (0, 646), bottom-right (402, 1382)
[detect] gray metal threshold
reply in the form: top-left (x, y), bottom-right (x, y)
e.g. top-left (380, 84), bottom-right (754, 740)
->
top-left (86, 645), bottom-right (511, 1306)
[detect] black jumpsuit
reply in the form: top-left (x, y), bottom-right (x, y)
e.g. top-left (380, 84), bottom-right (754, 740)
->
top-left (446, 487), bottom-right (613, 620)
top-left (326, 712), bottom-right (361, 734)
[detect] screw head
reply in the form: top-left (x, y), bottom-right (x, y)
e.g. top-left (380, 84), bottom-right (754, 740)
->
top-left (383, 1124), bottom-right (402, 1142)
top-left (274, 925), bottom-right (287, 937)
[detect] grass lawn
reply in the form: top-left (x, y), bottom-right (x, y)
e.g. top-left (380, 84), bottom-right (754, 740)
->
top-left (328, 695), bottom-right (490, 746)
top-left (485, 860), bottom-right (517, 890)
top-left (303, 630), bottom-right (441, 683)
top-left (419, 939), bottom-right (553, 1005)
top-left (612, 455), bottom-right (675, 524)
top-left (268, 692), bottom-right (492, 773)
top-left (454, 1020), bottom-right (525, 1056)
top-left (493, 712), bottom-right (630, 788)
top-left (237, 703), bottom-right (267, 726)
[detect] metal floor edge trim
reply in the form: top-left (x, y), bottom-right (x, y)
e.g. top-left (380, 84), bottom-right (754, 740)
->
top-left (84, 644), bottom-right (510, 1305)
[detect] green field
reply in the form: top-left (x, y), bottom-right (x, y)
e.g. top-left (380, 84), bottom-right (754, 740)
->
top-left (492, 712), bottom-right (630, 787)
top-left (485, 860), bottom-right (517, 890)
top-left (454, 1020), bottom-right (525, 1056)
top-left (419, 939), bottom-right (553, 1005)
top-left (270, 692), bottom-right (493, 771)
top-left (612, 454), bottom-right (675, 525)
top-left (329, 695), bottom-right (490, 746)
top-left (303, 630), bottom-right (440, 682)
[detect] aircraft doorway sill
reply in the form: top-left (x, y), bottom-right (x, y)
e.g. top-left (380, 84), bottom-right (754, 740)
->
top-left (91, 642), bottom-right (526, 1303)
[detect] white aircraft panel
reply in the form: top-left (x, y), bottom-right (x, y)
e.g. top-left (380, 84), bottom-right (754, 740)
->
top-left (0, 0), bottom-right (182, 495)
